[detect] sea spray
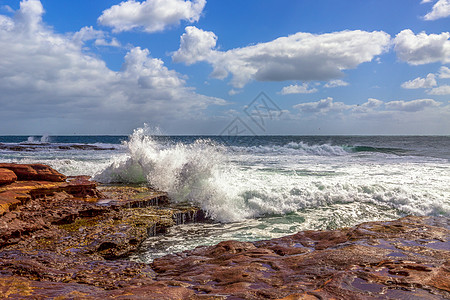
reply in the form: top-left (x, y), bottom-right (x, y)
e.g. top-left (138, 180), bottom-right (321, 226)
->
top-left (25, 134), bottom-right (51, 144)
top-left (94, 127), bottom-right (251, 221)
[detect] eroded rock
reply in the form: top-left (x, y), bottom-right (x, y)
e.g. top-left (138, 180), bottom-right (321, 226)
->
top-left (152, 216), bottom-right (449, 299)
top-left (0, 163), bottom-right (66, 182)
top-left (0, 168), bottom-right (17, 186)
top-left (0, 164), bottom-right (448, 299)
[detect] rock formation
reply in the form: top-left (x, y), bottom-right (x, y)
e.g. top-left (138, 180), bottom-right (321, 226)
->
top-left (0, 164), bottom-right (448, 299)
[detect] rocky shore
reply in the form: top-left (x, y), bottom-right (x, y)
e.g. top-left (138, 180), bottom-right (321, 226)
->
top-left (0, 164), bottom-right (448, 299)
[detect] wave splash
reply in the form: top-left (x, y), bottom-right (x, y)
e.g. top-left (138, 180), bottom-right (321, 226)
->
top-left (95, 127), bottom-right (449, 223)
top-left (25, 134), bottom-right (51, 144)
top-left (95, 127), bottom-right (248, 221)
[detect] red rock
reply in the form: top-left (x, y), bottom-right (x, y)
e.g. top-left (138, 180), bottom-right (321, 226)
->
top-left (152, 216), bottom-right (450, 299)
top-left (0, 163), bottom-right (66, 182)
top-left (0, 168), bottom-right (17, 186)
top-left (0, 166), bottom-right (448, 300)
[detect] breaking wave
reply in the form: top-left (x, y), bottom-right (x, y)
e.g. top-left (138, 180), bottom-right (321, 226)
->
top-left (232, 141), bottom-right (349, 156)
top-left (95, 127), bottom-right (449, 223)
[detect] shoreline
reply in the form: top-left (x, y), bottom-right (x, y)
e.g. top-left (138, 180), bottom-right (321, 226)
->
top-left (0, 164), bottom-right (448, 299)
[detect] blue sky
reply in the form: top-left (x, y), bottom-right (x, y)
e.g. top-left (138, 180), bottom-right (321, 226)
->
top-left (0, 0), bottom-right (449, 135)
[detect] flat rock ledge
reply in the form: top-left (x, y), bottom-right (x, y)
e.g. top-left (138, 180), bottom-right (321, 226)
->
top-left (0, 164), bottom-right (449, 299)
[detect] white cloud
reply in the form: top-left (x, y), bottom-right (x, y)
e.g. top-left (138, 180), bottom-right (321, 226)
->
top-left (14, 0), bottom-right (43, 32)
top-left (95, 37), bottom-right (121, 47)
top-left (0, 0), bottom-right (225, 133)
top-left (72, 26), bottom-right (105, 43)
top-left (401, 73), bottom-right (437, 89)
top-left (294, 97), bottom-right (441, 115)
top-left (428, 84), bottom-right (450, 94)
top-left (324, 79), bottom-right (349, 88)
top-left (172, 26), bottom-right (217, 65)
top-left (385, 99), bottom-right (440, 111)
top-left (352, 98), bottom-right (384, 113)
top-left (173, 27), bottom-right (391, 88)
top-left (423, 0), bottom-right (450, 20)
top-left (439, 66), bottom-right (450, 78)
top-left (280, 83), bottom-right (318, 95)
top-left (394, 29), bottom-right (450, 65)
top-left (228, 89), bottom-right (242, 96)
top-left (72, 26), bottom-right (121, 48)
top-left (293, 97), bottom-right (350, 113)
top-left (98, 0), bottom-right (206, 33)
top-left (421, 0), bottom-right (434, 3)
top-left (0, 15), bottom-right (14, 30)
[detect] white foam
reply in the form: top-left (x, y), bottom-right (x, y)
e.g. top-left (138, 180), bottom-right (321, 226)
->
top-left (230, 141), bottom-right (349, 156)
top-left (95, 127), bottom-right (450, 223)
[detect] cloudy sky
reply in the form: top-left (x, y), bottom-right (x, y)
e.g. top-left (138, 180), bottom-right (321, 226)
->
top-left (0, 0), bottom-right (449, 135)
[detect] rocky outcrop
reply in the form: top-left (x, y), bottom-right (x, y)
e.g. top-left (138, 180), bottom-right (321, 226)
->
top-left (0, 163), bottom-right (66, 182)
top-left (0, 165), bottom-right (204, 257)
top-left (0, 168), bottom-right (17, 186)
top-left (152, 216), bottom-right (449, 299)
top-left (0, 164), bottom-right (448, 299)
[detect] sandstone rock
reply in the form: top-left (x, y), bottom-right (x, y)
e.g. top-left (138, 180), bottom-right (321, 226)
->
top-left (152, 216), bottom-right (449, 299)
top-left (0, 164), bottom-right (448, 299)
top-left (0, 168), bottom-right (17, 186)
top-left (0, 163), bottom-right (66, 182)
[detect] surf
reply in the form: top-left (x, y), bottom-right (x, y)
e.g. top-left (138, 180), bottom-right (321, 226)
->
top-left (94, 127), bottom-right (449, 224)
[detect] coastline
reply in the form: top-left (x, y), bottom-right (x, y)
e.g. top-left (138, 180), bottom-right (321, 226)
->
top-left (0, 163), bottom-right (448, 299)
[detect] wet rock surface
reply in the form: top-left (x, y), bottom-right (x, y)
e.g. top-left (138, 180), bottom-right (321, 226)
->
top-left (0, 164), bottom-right (448, 299)
top-left (153, 216), bottom-right (449, 299)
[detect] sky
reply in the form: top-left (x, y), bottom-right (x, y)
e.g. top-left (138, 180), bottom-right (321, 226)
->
top-left (0, 0), bottom-right (449, 135)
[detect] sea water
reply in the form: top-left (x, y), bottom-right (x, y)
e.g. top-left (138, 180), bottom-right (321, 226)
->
top-left (0, 128), bottom-right (449, 262)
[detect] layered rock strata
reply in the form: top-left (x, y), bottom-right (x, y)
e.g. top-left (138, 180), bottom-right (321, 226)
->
top-left (0, 164), bottom-right (448, 299)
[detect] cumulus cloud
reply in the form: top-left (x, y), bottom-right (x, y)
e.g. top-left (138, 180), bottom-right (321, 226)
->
top-left (293, 97), bottom-right (350, 113)
top-left (423, 0), bottom-right (450, 20)
top-left (172, 26), bottom-right (217, 64)
top-left (385, 99), bottom-right (441, 111)
top-left (394, 29), bottom-right (450, 65)
top-left (98, 0), bottom-right (206, 33)
top-left (401, 73), bottom-right (437, 89)
top-left (294, 97), bottom-right (441, 115)
top-left (71, 26), bottom-right (122, 48)
top-left (0, 15), bottom-right (14, 30)
top-left (280, 83), bottom-right (318, 95)
top-left (0, 0), bottom-right (224, 133)
top-left (439, 66), bottom-right (450, 78)
top-left (324, 79), bottom-right (349, 88)
top-left (72, 26), bottom-right (105, 43)
top-left (173, 27), bottom-right (391, 88)
top-left (352, 98), bottom-right (384, 113)
top-left (95, 37), bottom-right (121, 47)
top-left (428, 85), bottom-right (450, 94)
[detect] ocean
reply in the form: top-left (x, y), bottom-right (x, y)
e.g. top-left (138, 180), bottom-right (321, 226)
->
top-left (1, 128), bottom-right (449, 262)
